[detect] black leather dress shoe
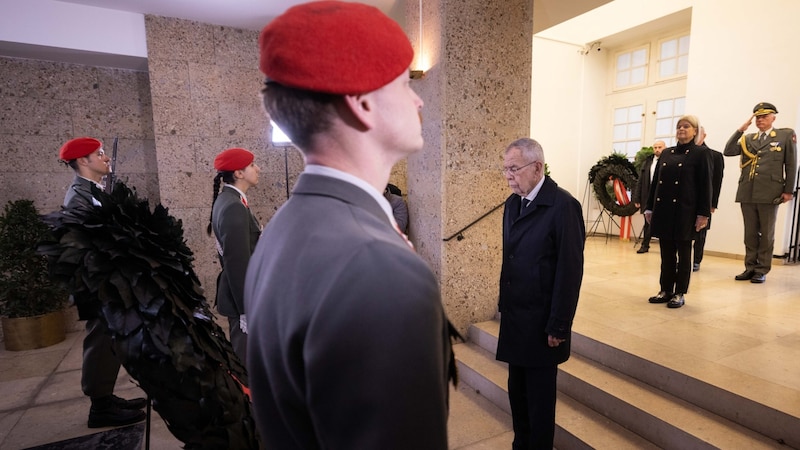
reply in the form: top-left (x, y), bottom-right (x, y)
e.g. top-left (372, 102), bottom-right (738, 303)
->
top-left (750, 273), bottom-right (766, 283)
top-left (734, 270), bottom-right (755, 281)
top-left (667, 294), bottom-right (685, 308)
top-left (648, 291), bottom-right (671, 303)
top-left (637, 247), bottom-right (649, 254)
top-left (88, 404), bottom-right (146, 428)
top-left (692, 263), bottom-right (700, 272)
top-left (111, 394), bottom-right (147, 410)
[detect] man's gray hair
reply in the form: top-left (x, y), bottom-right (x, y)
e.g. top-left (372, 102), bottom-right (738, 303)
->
top-left (506, 138), bottom-right (545, 164)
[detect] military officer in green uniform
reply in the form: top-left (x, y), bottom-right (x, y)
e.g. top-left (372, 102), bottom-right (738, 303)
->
top-left (723, 102), bottom-right (797, 283)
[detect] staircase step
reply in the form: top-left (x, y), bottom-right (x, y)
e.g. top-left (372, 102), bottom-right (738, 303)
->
top-left (560, 353), bottom-right (781, 449)
top-left (572, 319), bottom-right (800, 448)
top-left (454, 342), bottom-right (662, 449)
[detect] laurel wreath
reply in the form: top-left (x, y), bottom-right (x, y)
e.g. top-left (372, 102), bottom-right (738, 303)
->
top-left (588, 154), bottom-right (639, 217)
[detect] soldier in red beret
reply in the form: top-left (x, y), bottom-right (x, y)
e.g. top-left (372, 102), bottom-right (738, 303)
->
top-left (206, 148), bottom-right (261, 365)
top-left (59, 137), bottom-right (147, 428)
top-left (245, 2), bottom-right (454, 449)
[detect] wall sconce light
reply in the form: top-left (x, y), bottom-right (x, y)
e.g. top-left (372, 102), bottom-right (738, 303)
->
top-left (409, 70), bottom-right (425, 80)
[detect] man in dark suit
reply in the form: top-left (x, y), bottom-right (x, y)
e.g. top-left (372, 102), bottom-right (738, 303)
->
top-left (244, 3), bottom-right (455, 449)
top-left (497, 138), bottom-right (585, 449)
top-left (632, 140), bottom-right (666, 253)
top-left (59, 137), bottom-right (146, 428)
top-left (693, 127), bottom-right (724, 271)
top-left (723, 102), bottom-right (797, 283)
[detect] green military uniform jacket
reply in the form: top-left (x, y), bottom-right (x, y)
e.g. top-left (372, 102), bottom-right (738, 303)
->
top-left (723, 128), bottom-right (797, 203)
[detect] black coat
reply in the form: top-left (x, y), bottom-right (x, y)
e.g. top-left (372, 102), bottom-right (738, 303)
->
top-left (646, 142), bottom-right (712, 241)
top-left (496, 177), bottom-right (585, 368)
top-left (632, 154), bottom-right (657, 214)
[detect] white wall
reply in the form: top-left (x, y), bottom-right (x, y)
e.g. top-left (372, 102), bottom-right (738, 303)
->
top-left (534, 0), bottom-right (800, 257)
top-left (685, 0), bottom-right (800, 256)
top-left (0, 0), bottom-right (146, 58)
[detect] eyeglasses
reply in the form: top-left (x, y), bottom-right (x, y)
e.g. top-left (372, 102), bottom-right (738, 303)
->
top-left (502, 160), bottom-right (538, 175)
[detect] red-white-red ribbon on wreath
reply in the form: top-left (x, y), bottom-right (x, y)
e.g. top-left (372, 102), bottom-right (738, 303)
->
top-left (612, 178), bottom-right (632, 240)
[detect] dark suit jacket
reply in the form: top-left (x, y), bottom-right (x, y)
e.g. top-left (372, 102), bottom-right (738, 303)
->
top-left (632, 154), bottom-right (657, 214)
top-left (646, 142), bottom-right (712, 241)
top-left (708, 146), bottom-right (724, 229)
top-left (723, 128), bottom-right (797, 203)
top-left (211, 186), bottom-right (261, 318)
top-left (496, 177), bottom-right (585, 368)
top-left (244, 173), bottom-right (452, 449)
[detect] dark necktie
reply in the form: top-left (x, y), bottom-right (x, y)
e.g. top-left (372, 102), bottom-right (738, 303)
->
top-left (520, 198), bottom-right (530, 214)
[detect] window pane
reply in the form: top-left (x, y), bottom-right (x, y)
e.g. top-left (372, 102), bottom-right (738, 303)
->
top-left (661, 39), bottom-right (677, 58)
top-left (679, 36), bottom-right (691, 54)
top-left (614, 108), bottom-right (628, 123)
top-left (613, 124), bottom-right (627, 140)
top-left (616, 71), bottom-right (630, 87)
top-left (628, 122), bottom-right (642, 139)
top-left (677, 55), bottom-right (689, 74)
top-left (617, 53), bottom-right (631, 69)
top-left (656, 100), bottom-right (673, 117)
top-left (674, 97), bottom-right (686, 115)
top-left (612, 142), bottom-right (627, 154)
top-left (629, 105), bottom-right (643, 120)
top-left (631, 67), bottom-right (646, 84)
top-left (626, 141), bottom-right (641, 157)
top-left (659, 61), bottom-right (675, 78)
top-left (632, 49), bottom-right (647, 66)
top-left (656, 118), bottom-right (673, 136)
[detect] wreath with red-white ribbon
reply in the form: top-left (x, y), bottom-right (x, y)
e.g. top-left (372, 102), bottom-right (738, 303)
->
top-left (588, 153), bottom-right (638, 217)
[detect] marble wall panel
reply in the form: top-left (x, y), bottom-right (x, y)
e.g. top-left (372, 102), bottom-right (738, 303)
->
top-left (0, 57), bottom-right (158, 209)
top-left (146, 60), bottom-right (191, 99)
top-left (144, 16), bottom-right (215, 64)
top-left (406, 0), bottom-right (532, 334)
top-left (0, 58), bottom-right (101, 101)
top-left (213, 27), bottom-right (260, 69)
top-left (0, 97), bottom-right (73, 137)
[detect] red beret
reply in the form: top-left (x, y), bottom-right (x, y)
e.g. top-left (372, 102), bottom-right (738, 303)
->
top-left (214, 148), bottom-right (254, 171)
top-left (59, 137), bottom-right (102, 161)
top-left (259, 1), bottom-right (413, 95)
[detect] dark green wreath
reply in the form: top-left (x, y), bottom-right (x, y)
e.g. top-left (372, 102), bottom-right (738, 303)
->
top-left (37, 181), bottom-right (259, 450)
top-left (588, 153), bottom-right (638, 217)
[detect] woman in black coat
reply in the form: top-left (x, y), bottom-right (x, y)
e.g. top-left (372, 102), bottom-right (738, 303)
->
top-left (645, 115), bottom-right (712, 308)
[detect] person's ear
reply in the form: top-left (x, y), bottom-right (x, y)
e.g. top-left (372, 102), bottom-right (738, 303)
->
top-left (342, 93), bottom-right (374, 130)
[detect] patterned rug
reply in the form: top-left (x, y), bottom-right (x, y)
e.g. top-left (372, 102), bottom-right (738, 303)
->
top-left (24, 423), bottom-right (144, 450)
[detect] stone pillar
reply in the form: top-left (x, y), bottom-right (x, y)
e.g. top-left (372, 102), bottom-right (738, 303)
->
top-left (405, 1), bottom-right (533, 334)
top-left (144, 16), bottom-right (299, 300)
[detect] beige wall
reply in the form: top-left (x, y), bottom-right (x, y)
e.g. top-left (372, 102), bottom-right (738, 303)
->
top-left (143, 15), bottom-right (303, 301)
top-left (533, 0), bottom-right (800, 258)
top-left (0, 57), bottom-right (158, 214)
top-left (407, 0), bottom-right (533, 334)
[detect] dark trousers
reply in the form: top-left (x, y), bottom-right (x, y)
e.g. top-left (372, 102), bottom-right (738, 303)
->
top-left (693, 215), bottom-right (713, 264)
top-left (228, 316), bottom-right (248, 365)
top-left (81, 317), bottom-right (122, 399)
top-left (659, 238), bottom-right (693, 294)
top-left (508, 364), bottom-right (558, 450)
top-left (693, 228), bottom-right (706, 264)
top-left (639, 217), bottom-right (652, 249)
top-left (740, 203), bottom-right (779, 274)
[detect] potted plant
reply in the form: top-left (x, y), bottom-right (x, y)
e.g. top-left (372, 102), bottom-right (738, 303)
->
top-left (0, 199), bottom-right (67, 350)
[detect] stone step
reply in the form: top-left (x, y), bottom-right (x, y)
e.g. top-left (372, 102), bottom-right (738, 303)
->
top-left (454, 342), bottom-right (659, 449)
top-left (571, 319), bottom-right (800, 448)
top-left (560, 353), bottom-right (780, 449)
top-left (458, 319), bottom-right (793, 449)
